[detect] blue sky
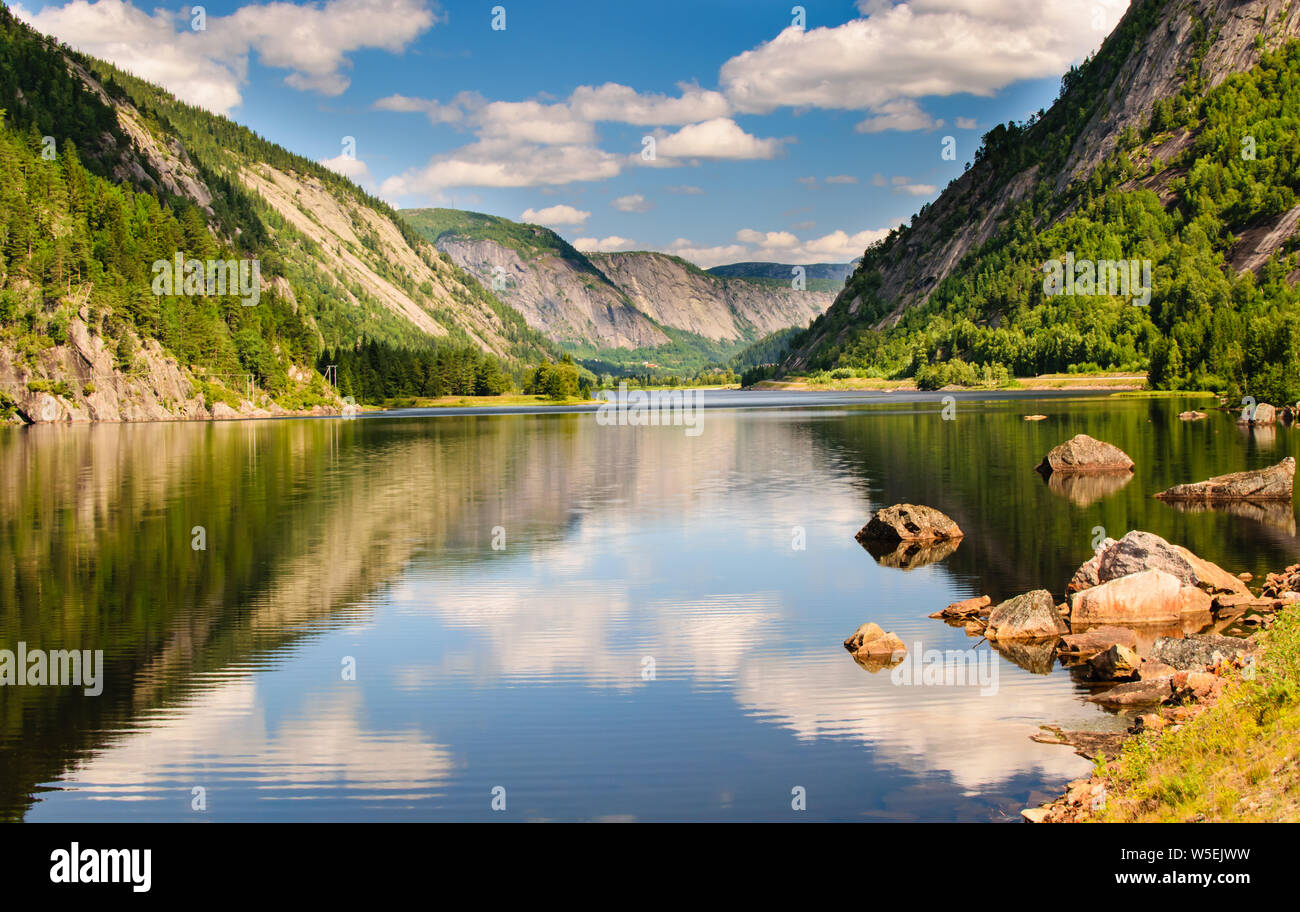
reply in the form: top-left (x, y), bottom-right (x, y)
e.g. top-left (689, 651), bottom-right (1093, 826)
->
top-left (15, 0), bottom-right (1129, 266)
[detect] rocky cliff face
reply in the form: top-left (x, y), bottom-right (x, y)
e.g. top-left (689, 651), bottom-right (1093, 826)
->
top-left (429, 220), bottom-right (835, 350)
top-left (788, 0), bottom-right (1300, 368)
top-left (590, 252), bottom-right (831, 342)
top-left (435, 236), bottom-right (669, 349)
top-left (0, 314), bottom-right (336, 425)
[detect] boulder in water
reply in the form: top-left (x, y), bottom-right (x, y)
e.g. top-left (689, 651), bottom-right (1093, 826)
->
top-left (1154, 457), bottom-right (1294, 502)
top-left (856, 504), bottom-right (963, 542)
top-left (1036, 434), bottom-right (1134, 475)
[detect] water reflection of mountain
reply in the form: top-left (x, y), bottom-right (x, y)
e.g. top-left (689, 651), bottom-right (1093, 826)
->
top-left (0, 412), bottom-right (864, 818)
top-left (0, 416), bottom-right (610, 818)
top-left (807, 399), bottom-right (1300, 603)
top-left (4, 398), bottom-right (1296, 820)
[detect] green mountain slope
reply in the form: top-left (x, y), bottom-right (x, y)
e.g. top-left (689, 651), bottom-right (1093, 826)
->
top-left (0, 5), bottom-right (554, 423)
top-left (784, 0), bottom-right (1300, 402)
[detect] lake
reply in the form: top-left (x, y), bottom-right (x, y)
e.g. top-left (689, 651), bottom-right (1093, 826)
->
top-left (1, 392), bottom-right (1295, 821)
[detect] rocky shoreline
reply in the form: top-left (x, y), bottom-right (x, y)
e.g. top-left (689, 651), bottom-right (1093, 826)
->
top-left (1023, 561), bottom-right (1300, 823)
top-left (843, 431), bottom-right (1299, 822)
top-left (1, 316), bottom-right (344, 425)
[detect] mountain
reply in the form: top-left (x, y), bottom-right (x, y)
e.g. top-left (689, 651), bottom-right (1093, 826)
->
top-left (402, 208), bottom-right (835, 366)
top-left (0, 6), bottom-right (553, 423)
top-left (782, 0), bottom-right (1300, 402)
top-left (401, 208), bottom-right (667, 349)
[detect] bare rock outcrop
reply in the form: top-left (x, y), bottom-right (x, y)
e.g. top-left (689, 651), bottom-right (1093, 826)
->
top-left (1154, 457), bottom-right (1295, 502)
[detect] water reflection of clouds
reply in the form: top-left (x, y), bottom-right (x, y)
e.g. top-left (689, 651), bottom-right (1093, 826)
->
top-left (41, 681), bottom-right (455, 808)
top-left (391, 563), bottom-right (1092, 792)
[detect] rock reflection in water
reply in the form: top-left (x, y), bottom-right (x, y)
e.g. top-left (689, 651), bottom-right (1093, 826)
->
top-left (1042, 469), bottom-right (1133, 506)
top-left (1160, 497), bottom-right (1297, 536)
top-left (859, 536), bottom-right (961, 569)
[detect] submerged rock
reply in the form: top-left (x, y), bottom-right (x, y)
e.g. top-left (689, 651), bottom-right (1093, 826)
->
top-left (985, 590), bottom-right (1069, 640)
top-left (843, 622), bottom-right (907, 657)
top-left (1178, 410), bottom-right (1207, 421)
top-left (1154, 457), bottom-right (1295, 502)
top-left (1070, 569), bottom-right (1212, 626)
top-left (1031, 726), bottom-right (1129, 760)
top-left (856, 504), bottom-right (963, 542)
top-left (1035, 434), bottom-right (1134, 475)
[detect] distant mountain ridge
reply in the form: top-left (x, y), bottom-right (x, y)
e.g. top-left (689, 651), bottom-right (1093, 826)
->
top-left (402, 208), bottom-right (835, 355)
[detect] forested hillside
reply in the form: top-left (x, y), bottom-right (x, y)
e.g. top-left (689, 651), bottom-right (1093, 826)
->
top-left (0, 6), bottom-right (550, 421)
top-left (783, 0), bottom-right (1300, 402)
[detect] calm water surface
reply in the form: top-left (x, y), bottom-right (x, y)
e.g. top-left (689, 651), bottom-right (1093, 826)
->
top-left (2, 392), bottom-right (1296, 821)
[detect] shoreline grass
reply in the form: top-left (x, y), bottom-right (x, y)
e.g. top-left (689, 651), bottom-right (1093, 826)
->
top-left (1092, 607), bottom-right (1300, 822)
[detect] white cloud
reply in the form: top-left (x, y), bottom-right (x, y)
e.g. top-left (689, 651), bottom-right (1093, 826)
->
top-left (16, 0), bottom-right (438, 114)
top-left (611, 194), bottom-right (654, 213)
top-left (373, 92), bottom-right (468, 124)
top-left (574, 235), bottom-right (639, 252)
top-left (825, 175), bottom-right (859, 184)
top-left (381, 140), bottom-right (622, 196)
top-left (569, 82), bottom-right (730, 125)
top-left (664, 239), bottom-right (752, 269)
top-left (475, 99), bottom-right (595, 145)
top-left (520, 204), bottom-right (591, 227)
top-left (955, 116), bottom-right (978, 129)
top-left (653, 118), bottom-right (787, 160)
top-left (666, 224), bottom-right (896, 268)
top-left (666, 184), bottom-right (705, 195)
top-left (855, 99), bottom-right (942, 133)
top-left (320, 153), bottom-right (374, 189)
top-left (720, 0), bottom-right (1128, 130)
top-left (894, 182), bottom-right (938, 196)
